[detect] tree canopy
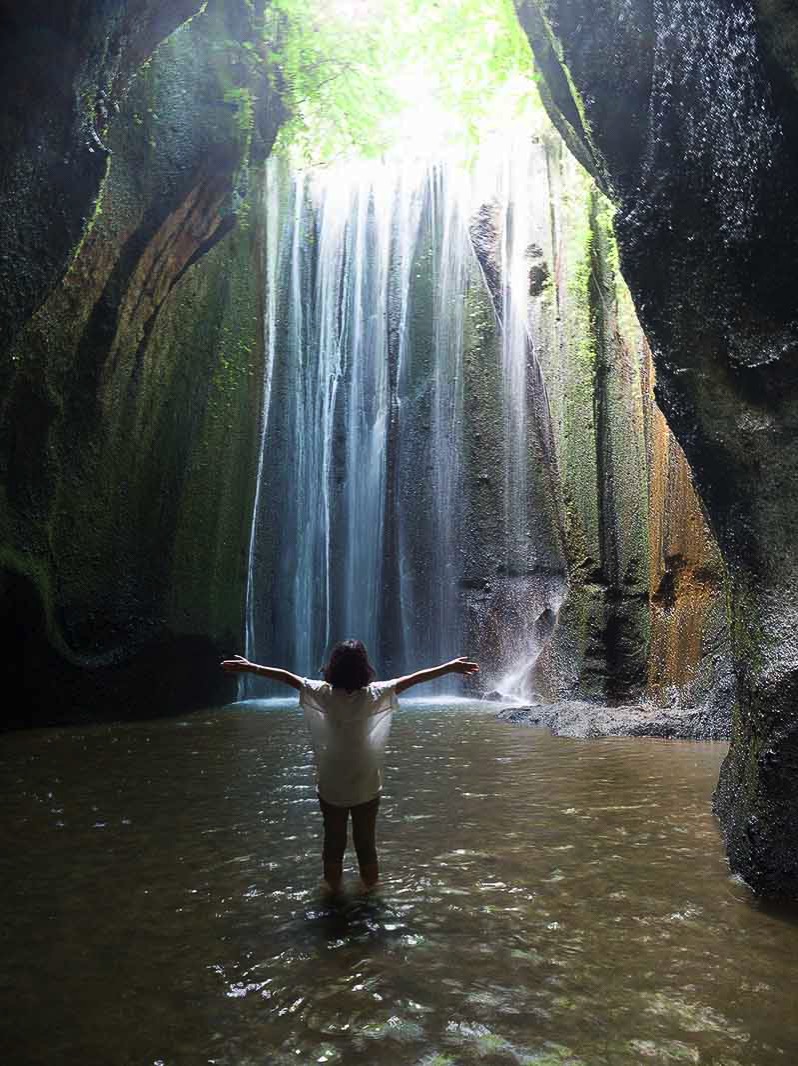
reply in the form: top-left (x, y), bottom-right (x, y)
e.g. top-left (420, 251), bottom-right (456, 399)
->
top-left (262, 0), bottom-right (545, 166)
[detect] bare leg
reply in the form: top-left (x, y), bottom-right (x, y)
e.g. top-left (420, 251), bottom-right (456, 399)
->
top-left (352, 795), bottom-right (380, 889)
top-left (322, 861), bottom-right (344, 894)
top-left (358, 862), bottom-right (379, 890)
top-left (318, 795), bottom-right (348, 894)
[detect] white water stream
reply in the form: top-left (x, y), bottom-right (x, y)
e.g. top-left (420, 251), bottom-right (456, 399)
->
top-left (243, 137), bottom-right (568, 696)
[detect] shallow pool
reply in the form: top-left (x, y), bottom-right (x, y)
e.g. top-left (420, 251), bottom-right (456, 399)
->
top-left (2, 701), bottom-right (797, 1064)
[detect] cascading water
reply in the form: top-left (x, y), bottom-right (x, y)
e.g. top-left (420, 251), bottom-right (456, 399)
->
top-left (242, 136), bottom-right (569, 698)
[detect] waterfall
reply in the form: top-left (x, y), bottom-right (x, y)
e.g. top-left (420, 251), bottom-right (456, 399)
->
top-left (243, 138), bottom-right (569, 697)
top-left (242, 167), bottom-right (280, 699)
top-left (394, 164), bottom-right (470, 680)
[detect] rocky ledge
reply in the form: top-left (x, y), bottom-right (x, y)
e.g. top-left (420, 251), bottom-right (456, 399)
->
top-left (496, 700), bottom-right (731, 742)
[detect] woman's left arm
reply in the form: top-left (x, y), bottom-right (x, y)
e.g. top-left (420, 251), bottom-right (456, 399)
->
top-left (220, 655), bottom-right (304, 691)
top-left (394, 656), bottom-right (479, 694)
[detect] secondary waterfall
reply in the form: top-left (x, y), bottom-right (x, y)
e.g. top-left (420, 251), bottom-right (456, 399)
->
top-left (242, 137), bottom-right (569, 697)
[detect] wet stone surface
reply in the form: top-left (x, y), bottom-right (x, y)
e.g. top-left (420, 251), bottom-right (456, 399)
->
top-left (496, 700), bottom-right (731, 741)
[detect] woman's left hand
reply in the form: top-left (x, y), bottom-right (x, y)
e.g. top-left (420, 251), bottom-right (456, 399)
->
top-left (448, 656), bottom-right (479, 676)
top-left (221, 654), bottom-right (253, 673)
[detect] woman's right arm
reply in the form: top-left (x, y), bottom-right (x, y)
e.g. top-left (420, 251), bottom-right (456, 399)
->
top-left (220, 654), bottom-right (304, 691)
top-left (394, 656), bottom-right (479, 694)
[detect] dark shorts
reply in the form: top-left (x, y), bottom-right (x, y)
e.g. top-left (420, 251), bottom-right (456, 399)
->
top-left (317, 792), bottom-right (380, 867)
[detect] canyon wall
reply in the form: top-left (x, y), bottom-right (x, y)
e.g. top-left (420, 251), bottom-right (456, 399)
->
top-left (1, 0), bottom-right (283, 725)
top-left (516, 0), bottom-right (798, 894)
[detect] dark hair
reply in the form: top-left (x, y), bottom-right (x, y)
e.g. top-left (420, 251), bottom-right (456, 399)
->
top-left (323, 639), bottom-right (376, 690)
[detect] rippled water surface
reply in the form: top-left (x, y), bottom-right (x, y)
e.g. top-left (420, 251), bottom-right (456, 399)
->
top-left (3, 702), bottom-right (798, 1065)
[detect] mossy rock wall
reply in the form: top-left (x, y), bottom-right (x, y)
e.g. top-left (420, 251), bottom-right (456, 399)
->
top-left (515, 0), bottom-right (798, 895)
top-left (485, 138), bottom-right (727, 707)
top-left (460, 240), bottom-right (568, 692)
top-left (0, 1), bottom-right (283, 726)
top-left (0, 0), bottom-right (207, 355)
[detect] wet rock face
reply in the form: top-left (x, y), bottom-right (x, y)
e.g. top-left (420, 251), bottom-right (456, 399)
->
top-left (516, 0), bottom-right (798, 559)
top-left (467, 143), bottom-right (726, 707)
top-left (0, 1), bottom-right (284, 725)
top-left (0, 0), bottom-right (206, 355)
top-left (516, 0), bottom-right (798, 894)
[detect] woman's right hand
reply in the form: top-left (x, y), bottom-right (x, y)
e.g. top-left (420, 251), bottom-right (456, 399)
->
top-left (448, 656), bottom-right (479, 676)
top-left (220, 654), bottom-right (254, 673)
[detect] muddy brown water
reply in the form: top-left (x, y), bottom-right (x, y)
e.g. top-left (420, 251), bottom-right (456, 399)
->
top-left (2, 701), bottom-right (797, 1064)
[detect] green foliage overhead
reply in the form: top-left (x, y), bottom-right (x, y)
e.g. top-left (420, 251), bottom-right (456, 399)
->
top-left (262, 0), bottom-right (545, 165)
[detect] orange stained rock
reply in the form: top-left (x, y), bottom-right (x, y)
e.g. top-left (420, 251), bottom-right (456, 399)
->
top-left (643, 345), bottom-right (725, 696)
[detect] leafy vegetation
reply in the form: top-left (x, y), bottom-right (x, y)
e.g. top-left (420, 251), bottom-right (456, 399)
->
top-left (260, 0), bottom-right (545, 165)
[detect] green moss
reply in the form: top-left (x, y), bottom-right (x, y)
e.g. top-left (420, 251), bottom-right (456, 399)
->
top-left (593, 190), bottom-right (620, 275)
top-left (224, 83), bottom-right (255, 134)
top-left (0, 0), bottom-right (281, 723)
top-left (532, 3), bottom-right (592, 137)
top-left (265, 0), bottom-right (546, 165)
top-left (65, 168), bottom-right (110, 275)
top-left (163, 181), bottom-right (266, 638)
top-left (512, 0), bottom-right (606, 183)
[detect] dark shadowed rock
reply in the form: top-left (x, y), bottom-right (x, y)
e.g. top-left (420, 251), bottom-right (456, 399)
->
top-left (0, 0), bottom-right (285, 726)
top-left (515, 0), bottom-right (798, 895)
top-left (0, 0), bottom-right (207, 355)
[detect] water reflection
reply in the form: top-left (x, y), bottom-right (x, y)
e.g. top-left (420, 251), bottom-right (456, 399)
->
top-left (302, 894), bottom-right (414, 949)
top-left (2, 703), bottom-right (798, 1064)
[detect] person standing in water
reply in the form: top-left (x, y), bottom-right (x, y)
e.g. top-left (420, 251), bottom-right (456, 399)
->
top-left (221, 640), bottom-right (479, 894)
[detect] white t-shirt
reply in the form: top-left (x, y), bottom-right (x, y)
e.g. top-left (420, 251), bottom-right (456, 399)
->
top-left (299, 679), bottom-right (399, 807)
